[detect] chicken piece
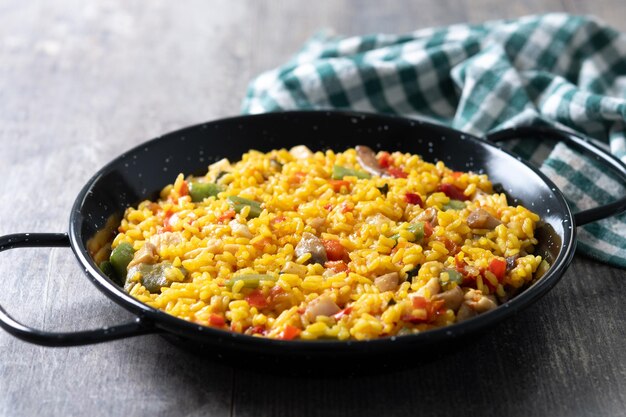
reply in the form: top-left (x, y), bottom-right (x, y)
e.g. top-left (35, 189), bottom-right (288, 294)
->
top-left (184, 239), bottom-right (223, 259)
top-left (355, 145), bottom-right (388, 177)
top-left (308, 217), bottom-right (326, 231)
top-left (295, 232), bottom-right (328, 265)
top-left (148, 231), bottom-right (183, 252)
top-left (366, 213), bottom-right (391, 227)
top-left (374, 272), bottom-right (400, 292)
top-left (281, 261), bottom-right (308, 278)
top-left (415, 277), bottom-right (441, 299)
top-left (127, 242), bottom-right (158, 269)
top-left (289, 145), bottom-right (313, 159)
top-left (304, 295), bottom-right (341, 321)
top-left (229, 220), bottom-right (253, 238)
top-left (466, 208), bottom-right (501, 229)
top-left (416, 207), bottom-right (439, 226)
top-left (433, 286), bottom-right (464, 311)
top-left (456, 303), bottom-right (477, 322)
top-left (456, 289), bottom-right (498, 322)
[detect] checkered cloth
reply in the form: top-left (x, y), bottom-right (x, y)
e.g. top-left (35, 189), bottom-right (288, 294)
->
top-left (242, 13), bottom-right (626, 267)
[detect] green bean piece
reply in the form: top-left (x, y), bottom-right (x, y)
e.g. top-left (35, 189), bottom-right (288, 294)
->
top-left (224, 274), bottom-right (277, 288)
top-left (189, 182), bottom-right (222, 202)
top-left (109, 242), bottom-right (135, 279)
top-left (228, 196), bottom-right (262, 218)
top-left (440, 269), bottom-right (463, 288)
top-left (443, 199), bottom-right (466, 211)
top-left (390, 222), bottom-right (425, 243)
top-left (331, 165), bottom-right (371, 180)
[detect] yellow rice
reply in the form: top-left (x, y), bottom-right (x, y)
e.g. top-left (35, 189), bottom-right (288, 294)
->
top-left (109, 147), bottom-right (544, 340)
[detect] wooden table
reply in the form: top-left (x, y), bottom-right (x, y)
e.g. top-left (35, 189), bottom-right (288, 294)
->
top-left (1, 1), bottom-right (625, 416)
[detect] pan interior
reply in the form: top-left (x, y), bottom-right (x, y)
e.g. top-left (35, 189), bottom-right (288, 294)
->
top-left (71, 111), bottom-right (573, 348)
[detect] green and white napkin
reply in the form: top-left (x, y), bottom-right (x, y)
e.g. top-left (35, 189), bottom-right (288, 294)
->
top-left (242, 13), bottom-right (626, 267)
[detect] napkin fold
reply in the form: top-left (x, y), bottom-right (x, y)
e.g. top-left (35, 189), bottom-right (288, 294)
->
top-left (242, 13), bottom-right (626, 267)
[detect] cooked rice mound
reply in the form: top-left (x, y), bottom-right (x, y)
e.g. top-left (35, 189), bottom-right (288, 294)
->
top-left (110, 146), bottom-right (544, 340)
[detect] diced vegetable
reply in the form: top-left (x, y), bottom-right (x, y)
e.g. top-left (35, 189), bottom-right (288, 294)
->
top-left (324, 260), bottom-right (349, 273)
top-left (225, 274), bottom-right (276, 288)
top-left (387, 167), bottom-right (408, 178)
top-left (331, 165), bottom-right (371, 180)
top-left (378, 152), bottom-right (392, 168)
top-left (443, 199), bottom-right (466, 211)
top-left (110, 242), bottom-right (135, 279)
top-left (390, 222), bottom-right (425, 242)
top-left (332, 306), bottom-right (353, 320)
top-left (209, 314), bottom-right (226, 326)
top-left (439, 183), bottom-right (469, 201)
top-left (439, 269), bottom-right (463, 288)
top-left (321, 239), bottom-right (349, 262)
top-left (126, 262), bottom-right (184, 293)
top-left (189, 182), bottom-right (222, 202)
top-left (227, 196), bottom-right (262, 218)
top-left (405, 192), bottom-right (424, 207)
top-left (99, 261), bottom-right (118, 282)
top-left (403, 296), bottom-right (445, 323)
top-left (488, 258), bottom-right (507, 281)
top-left (245, 289), bottom-right (269, 308)
top-left (280, 325), bottom-right (301, 340)
top-left (329, 179), bottom-right (351, 192)
top-left (423, 221), bottom-right (433, 238)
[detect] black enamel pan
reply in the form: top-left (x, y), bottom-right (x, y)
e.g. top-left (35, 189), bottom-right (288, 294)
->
top-left (1, 111), bottom-right (625, 370)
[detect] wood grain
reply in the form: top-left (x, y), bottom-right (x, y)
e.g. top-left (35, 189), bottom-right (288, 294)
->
top-left (0, 1), bottom-right (624, 416)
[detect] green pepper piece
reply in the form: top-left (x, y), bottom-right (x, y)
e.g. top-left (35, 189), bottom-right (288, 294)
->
top-left (390, 222), bottom-right (425, 243)
top-left (439, 269), bottom-right (463, 288)
top-left (227, 196), bottom-right (262, 218)
top-left (189, 182), bottom-right (222, 202)
top-left (332, 165), bottom-right (371, 180)
top-left (443, 199), bottom-right (466, 211)
top-left (225, 274), bottom-right (277, 288)
top-left (99, 260), bottom-right (119, 283)
top-left (110, 242), bottom-right (135, 279)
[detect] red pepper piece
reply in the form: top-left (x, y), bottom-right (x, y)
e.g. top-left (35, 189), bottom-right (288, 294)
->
top-left (280, 325), bottom-right (301, 340)
top-left (488, 258), bottom-right (507, 281)
top-left (387, 167), bottom-right (408, 178)
top-left (209, 314), bottom-right (225, 327)
top-left (245, 289), bottom-right (268, 309)
top-left (405, 192), bottom-right (424, 207)
top-left (322, 239), bottom-right (350, 262)
top-left (439, 183), bottom-right (469, 201)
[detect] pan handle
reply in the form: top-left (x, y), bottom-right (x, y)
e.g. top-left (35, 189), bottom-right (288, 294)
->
top-left (0, 233), bottom-right (159, 346)
top-left (485, 126), bottom-right (626, 226)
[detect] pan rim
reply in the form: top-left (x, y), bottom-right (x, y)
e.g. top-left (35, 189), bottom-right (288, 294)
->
top-left (68, 110), bottom-right (577, 350)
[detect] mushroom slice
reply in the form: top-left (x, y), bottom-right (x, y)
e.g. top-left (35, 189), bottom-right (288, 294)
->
top-left (466, 208), bottom-right (501, 229)
top-left (355, 145), bottom-right (388, 177)
top-left (295, 232), bottom-right (328, 265)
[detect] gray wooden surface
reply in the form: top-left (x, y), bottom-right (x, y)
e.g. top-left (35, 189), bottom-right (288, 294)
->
top-left (1, 1), bottom-right (625, 416)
